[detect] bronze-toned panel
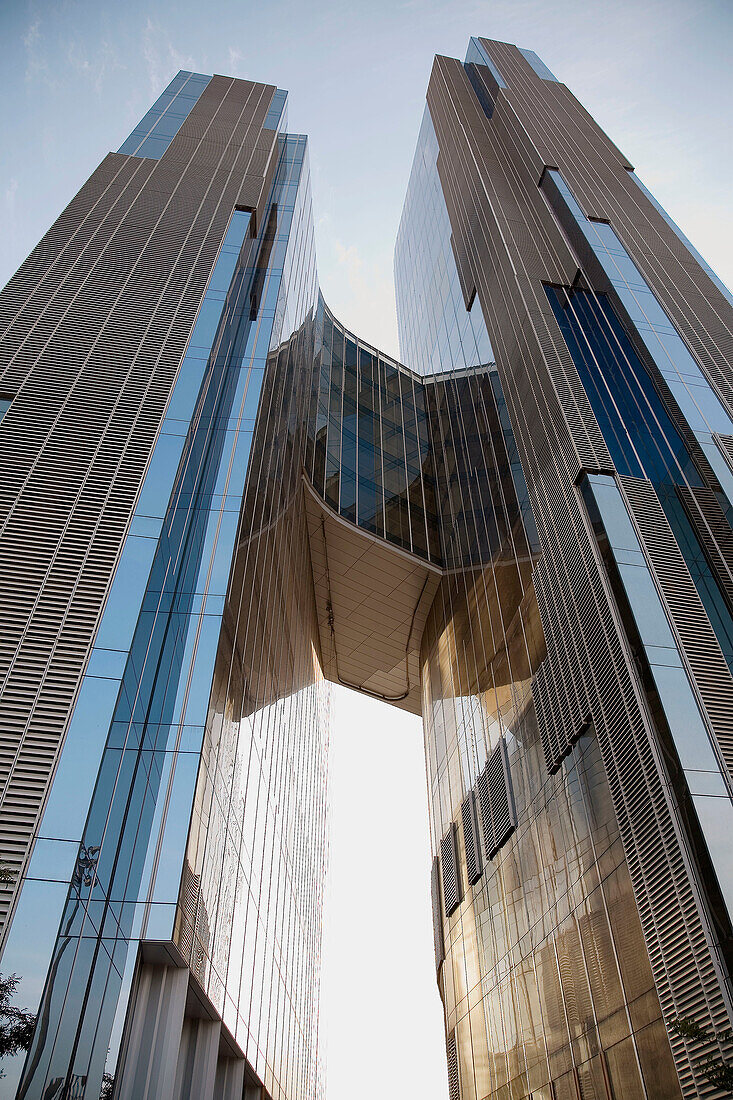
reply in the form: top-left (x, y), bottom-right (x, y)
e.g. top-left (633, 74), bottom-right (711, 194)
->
top-left (0, 74), bottom-right (280, 939)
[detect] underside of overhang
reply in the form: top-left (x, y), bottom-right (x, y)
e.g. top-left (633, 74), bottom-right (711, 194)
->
top-left (303, 477), bottom-right (442, 715)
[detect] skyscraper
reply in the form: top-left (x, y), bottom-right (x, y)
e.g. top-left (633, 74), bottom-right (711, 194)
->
top-left (0, 35), bottom-right (732, 1100)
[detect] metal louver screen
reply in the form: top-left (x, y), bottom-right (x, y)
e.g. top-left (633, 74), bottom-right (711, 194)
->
top-left (430, 856), bottom-right (445, 968)
top-left (449, 231), bottom-right (476, 310)
top-left (446, 1028), bottom-right (460, 1100)
top-left (713, 432), bottom-right (733, 472)
top-left (476, 737), bottom-right (517, 860)
top-left (461, 790), bottom-right (483, 885)
top-left (440, 822), bottom-right (462, 917)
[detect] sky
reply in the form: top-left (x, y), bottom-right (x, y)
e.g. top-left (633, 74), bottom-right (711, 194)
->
top-left (1, 1), bottom-right (732, 1096)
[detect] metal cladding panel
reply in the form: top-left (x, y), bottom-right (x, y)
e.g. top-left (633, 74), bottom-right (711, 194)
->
top-left (460, 790), bottom-right (482, 886)
top-left (620, 476), bottom-right (733, 777)
top-left (440, 822), bottom-right (462, 917)
top-left (476, 737), bottom-right (516, 860)
top-left (425, 43), bottom-right (733, 1095)
top-left (431, 854), bottom-right (446, 968)
top-left (0, 75), bottom-right (278, 936)
top-left (481, 38), bottom-right (733, 422)
top-left (446, 1028), bottom-right (460, 1100)
top-left (449, 232), bottom-right (476, 310)
top-left (677, 482), bottom-right (733, 639)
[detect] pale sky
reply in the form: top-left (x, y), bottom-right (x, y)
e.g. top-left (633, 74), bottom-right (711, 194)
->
top-left (1, 1), bottom-right (732, 1096)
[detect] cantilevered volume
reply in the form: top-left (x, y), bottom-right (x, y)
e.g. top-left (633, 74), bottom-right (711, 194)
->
top-left (0, 39), bottom-right (732, 1100)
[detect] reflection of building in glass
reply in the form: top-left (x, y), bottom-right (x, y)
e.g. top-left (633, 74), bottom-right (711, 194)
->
top-left (1, 37), bottom-right (732, 1100)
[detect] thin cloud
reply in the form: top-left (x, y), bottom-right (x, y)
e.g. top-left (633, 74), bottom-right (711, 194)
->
top-left (66, 39), bottom-right (123, 95)
top-left (227, 47), bottom-right (244, 74)
top-left (330, 238), bottom-right (400, 358)
top-left (142, 18), bottom-right (199, 97)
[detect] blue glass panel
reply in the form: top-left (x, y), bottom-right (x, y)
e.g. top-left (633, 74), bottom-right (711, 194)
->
top-left (550, 286), bottom-right (733, 672)
top-left (149, 753), bottom-right (200, 904)
top-left (27, 840), bottom-right (80, 884)
top-left (519, 47), bottom-right (558, 81)
top-left (117, 70), bottom-right (212, 160)
top-left (134, 107), bottom-right (164, 132)
top-left (464, 37), bottom-right (507, 88)
top-left (145, 110), bottom-right (185, 140)
top-left (86, 647), bottom-right (128, 679)
top-left (143, 903), bottom-right (178, 941)
top-left (134, 134), bottom-right (171, 159)
top-left (263, 88), bottom-right (288, 131)
top-left (129, 515), bottom-right (164, 538)
top-left (135, 433), bottom-right (187, 518)
top-left (164, 355), bottom-right (209, 424)
top-left (117, 131), bottom-right (149, 156)
top-left (94, 533), bottom-right (158, 651)
top-left (39, 674), bottom-right (122, 841)
top-left (692, 794), bottom-right (733, 914)
top-left (0, 878), bottom-right (70, 1009)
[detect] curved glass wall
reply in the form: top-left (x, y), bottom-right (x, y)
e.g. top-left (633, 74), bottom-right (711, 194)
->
top-left (546, 284), bottom-right (733, 672)
top-left (7, 36), bottom-right (731, 1100)
top-left (395, 107), bottom-right (494, 379)
top-left (304, 300), bottom-right (441, 562)
top-left (394, 69), bottom-right (685, 1100)
top-left (4, 124), bottom-right (330, 1100)
top-left (301, 297), bottom-right (539, 573)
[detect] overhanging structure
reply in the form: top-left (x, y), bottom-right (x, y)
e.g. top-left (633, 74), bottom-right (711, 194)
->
top-left (0, 38), bottom-right (732, 1100)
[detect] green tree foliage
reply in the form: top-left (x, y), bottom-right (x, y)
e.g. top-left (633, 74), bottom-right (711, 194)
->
top-left (0, 974), bottom-right (36, 1060)
top-left (670, 1017), bottom-right (733, 1090)
top-left (0, 867), bottom-right (36, 1073)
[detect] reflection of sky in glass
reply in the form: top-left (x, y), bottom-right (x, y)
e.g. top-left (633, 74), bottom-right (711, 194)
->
top-left (545, 169), bottom-right (733, 671)
top-left (118, 70), bottom-right (211, 159)
top-left (395, 107), bottom-right (493, 378)
top-left (7, 125), bottom-right (331, 1100)
top-left (583, 472), bottom-right (733, 916)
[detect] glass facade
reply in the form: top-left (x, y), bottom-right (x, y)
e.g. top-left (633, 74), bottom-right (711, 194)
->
top-left (2, 92), bottom-right (329, 1100)
top-left (394, 35), bottom-right (733, 1100)
top-left (118, 71), bottom-right (212, 159)
top-left (393, 78), bottom-right (682, 1100)
top-left (305, 301), bottom-right (441, 560)
top-left (2, 35), bottom-right (733, 1100)
top-left (175, 138), bottom-right (329, 1100)
top-left (395, 108), bottom-right (494, 379)
top-left (546, 283), bottom-right (733, 672)
top-left (543, 168), bottom-right (733, 507)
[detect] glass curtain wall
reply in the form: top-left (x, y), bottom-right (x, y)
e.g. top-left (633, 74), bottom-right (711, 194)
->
top-left (306, 300), bottom-right (441, 562)
top-left (395, 91), bottom-right (682, 1099)
top-left (8, 131), bottom-right (330, 1100)
top-left (174, 135), bottom-right (329, 1100)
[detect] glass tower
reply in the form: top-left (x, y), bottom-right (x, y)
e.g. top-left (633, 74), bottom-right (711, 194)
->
top-left (0, 38), bottom-right (732, 1100)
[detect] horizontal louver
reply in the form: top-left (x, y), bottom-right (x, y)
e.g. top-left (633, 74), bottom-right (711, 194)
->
top-left (461, 790), bottom-right (482, 885)
top-left (440, 822), bottom-right (462, 917)
top-left (476, 736), bottom-right (516, 860)
top-left (446, 1028), bottom-right (460, 1100)
top-left (430, 855), bottom-right (445, 968)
